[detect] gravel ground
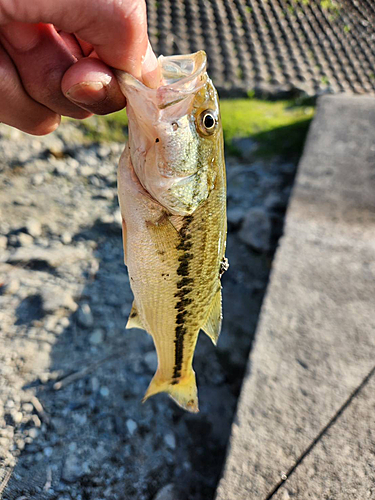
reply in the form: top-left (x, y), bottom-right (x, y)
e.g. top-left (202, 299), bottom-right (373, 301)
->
top-left (0, 121), bottom-right (296, 500)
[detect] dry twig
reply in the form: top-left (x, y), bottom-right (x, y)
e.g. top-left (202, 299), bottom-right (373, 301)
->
top-left (53, 348), bottom-right (127, 391)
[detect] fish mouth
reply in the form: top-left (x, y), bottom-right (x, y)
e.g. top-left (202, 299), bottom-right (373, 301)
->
top-left (116, 51), bottom-right (208, 109)
top-left (158, 50), bottom-right (207, 89)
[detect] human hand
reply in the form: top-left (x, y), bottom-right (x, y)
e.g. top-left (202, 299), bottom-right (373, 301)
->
top-left (0, 0), bottom-right (158, 135)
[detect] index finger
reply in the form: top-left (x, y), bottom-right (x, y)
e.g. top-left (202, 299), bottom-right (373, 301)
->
top-left (0, 0), bottom-right (158, 84)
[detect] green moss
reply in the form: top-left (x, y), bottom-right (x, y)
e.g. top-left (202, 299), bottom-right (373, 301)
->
top-left (220, 98), bottom-right (314, 159)
top-left (73, 112), bottom-right (128, 143)
top-left (63, 110), bottom-right (128, 144)
top-left (294, 0), bottom-right (340, 13)
top-left (251, 117), bottom-right (313, 160)
top-left (66, 97), bottom-right (314, 161)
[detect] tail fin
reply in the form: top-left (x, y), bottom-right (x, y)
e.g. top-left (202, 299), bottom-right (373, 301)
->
top-left (143, 369), bottom-right (199, 413)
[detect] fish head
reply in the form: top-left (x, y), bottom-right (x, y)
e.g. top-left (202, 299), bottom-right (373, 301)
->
top-left (116, 51), bottom-right (223, 215)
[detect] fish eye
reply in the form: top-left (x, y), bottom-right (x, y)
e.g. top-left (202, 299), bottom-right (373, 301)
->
top-left (203, 113), bottom-right (215, 129)
top-left (198, 110), bottom-right (217, 136)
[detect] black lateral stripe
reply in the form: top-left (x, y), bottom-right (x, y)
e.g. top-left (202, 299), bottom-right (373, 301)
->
top-left (172, 216), bottom-right (195, 381)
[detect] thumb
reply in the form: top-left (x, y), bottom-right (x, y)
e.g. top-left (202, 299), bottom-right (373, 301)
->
top-left (0, 0), bottom-right (159, 86)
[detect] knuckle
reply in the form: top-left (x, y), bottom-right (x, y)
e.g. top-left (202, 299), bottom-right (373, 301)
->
top-left (0, 0), bottom-right (17, 22)
top-left (25, 115), bottom-right (61, 136)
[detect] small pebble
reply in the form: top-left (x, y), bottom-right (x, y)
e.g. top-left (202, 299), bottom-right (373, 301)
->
top-left (91, 377), bottom-right (100, 392)
top-left (31, 415), bottom-right (41, 428)
top-left (62, 454), bottom-right (83, 483)
top-left (153, 484), bottom-right (179, 500)
top-left (227, 206), bottom-right (245, 230)
top-left (98, 188), bottom-right (115, 200)
top-left (90, 176), bottom-right (102, 187)
top-left (69, 442), bottom-right (77, 452)
top-left (89, 329), bottom-right (104, 345)
top-left (16, 439), bottom-right (25, 451)
top-left (113, 208), bottom-right (122, 226)
top-left (2, 279), bottom-right (20, 295)
top-left (61, 232), bottom-right (72, 245)
top-left (164, 433), bottom-right (176, 450)
top-left (22, 403), bottom-right (34, 413)
top-left (32, 173), bottom-right (44, 186)
top-left (44, 316), bottom-right (59, 331)
top-left (28, 428), bottom-right (39, 439)
top-left (55, 324), bottom-right (64, 335)
top-left (97, 145), bottom-right (111, 158)
top-left (126, 419), bottom-right (137, 436)
top-left (59, 317), bottom-right (70, 328)
top-left (51, 417), bottom-right (67, 436)
top-left (17, 232), bottom-right (34, 247)
top-left (13, 412), bottom-right (23, 424)
top-left (77, 303), bottom-right (94, 328)
top-left (44, 446), bottom-right (53, 457)
top-left (144, 351), bottom-right (158, 372)
top-left (78, 165), bottom-right (95, 177)
top-left (99, 214), bottom-right (114, 225)
top-left (42, 289), bottom-right (77, 314)
top-left (100, 387), bottom-right (109, 397)
top-left (67, 157), bottom-right (79, 169)
top-left (26, 218), bottom-right (42, 237)
top-left (238, 207), bottom-right (271, 253)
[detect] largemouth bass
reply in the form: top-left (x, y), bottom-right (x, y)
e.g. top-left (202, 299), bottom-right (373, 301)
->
top-left (116, 51), bottom-right (227, 413)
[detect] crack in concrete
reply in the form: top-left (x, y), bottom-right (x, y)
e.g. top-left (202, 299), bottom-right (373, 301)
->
top-left (263, 363), bottom-right (375, 500)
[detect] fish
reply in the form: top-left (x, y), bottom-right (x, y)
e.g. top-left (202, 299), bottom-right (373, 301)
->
top-left (116, 50), bottom-right (228, 413)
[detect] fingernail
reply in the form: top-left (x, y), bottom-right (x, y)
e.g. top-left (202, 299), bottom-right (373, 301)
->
top-left (66, 82), bottom-right (107, 105)
top-left (142, 41), bottom-right (160, 89)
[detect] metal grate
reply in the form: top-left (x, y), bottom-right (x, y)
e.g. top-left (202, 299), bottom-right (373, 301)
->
top-left (147, 0), bottom-right (375, 96)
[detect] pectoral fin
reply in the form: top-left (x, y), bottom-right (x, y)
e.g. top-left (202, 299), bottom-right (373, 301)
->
top-left (126, 302), bottom-right (145, 330)
top-left (201, 288), bottom-right (222, 345)
top-left (146, 213), bottom-right (180, 257)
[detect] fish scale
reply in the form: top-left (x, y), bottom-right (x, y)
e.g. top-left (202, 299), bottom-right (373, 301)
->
top-left (116, 51), bottom-right (227, 412)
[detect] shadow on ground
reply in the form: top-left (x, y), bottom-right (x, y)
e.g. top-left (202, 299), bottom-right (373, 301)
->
top-left (4, 225), bottom-right (271, 500)
top-left (0, 119), bottom-right (301, 499)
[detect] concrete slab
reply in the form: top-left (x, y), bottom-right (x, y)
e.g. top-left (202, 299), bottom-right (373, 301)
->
top-left (216, 95), bottom-right (375, 499)
top-left (272, 373), bottom-right (375, 500)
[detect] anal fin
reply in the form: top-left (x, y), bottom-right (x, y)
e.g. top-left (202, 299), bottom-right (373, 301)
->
top-left (201, 288), bottom-right (222, 345)
top-left (126, 301), bottom-right (145, 330)
top-left (143, 368), bottom-right (199, 413)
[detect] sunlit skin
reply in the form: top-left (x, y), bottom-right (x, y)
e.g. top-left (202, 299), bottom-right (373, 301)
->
top-left (0, 0), bottom-right (159, 135)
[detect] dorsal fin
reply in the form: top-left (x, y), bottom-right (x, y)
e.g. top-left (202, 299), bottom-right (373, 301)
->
top-left (201, 288), bottom-right (222, 345)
